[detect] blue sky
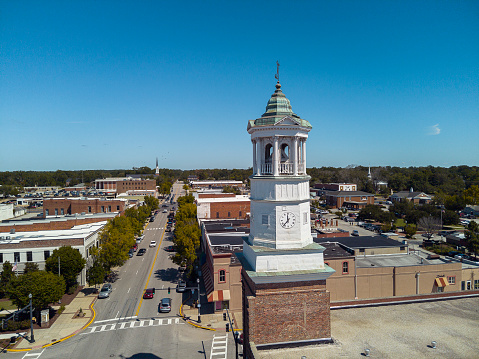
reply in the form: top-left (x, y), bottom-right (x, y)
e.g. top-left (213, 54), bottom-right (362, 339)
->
top-left (1, 0), bottom-right (478, 171)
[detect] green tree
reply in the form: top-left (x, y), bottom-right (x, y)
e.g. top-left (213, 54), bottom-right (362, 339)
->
top-left (45, 246), bottom-right (86, 290)
top-left (464, 185), bottom-right (479, 205)
top-left (404, 224), bottom-right (417, 239)
top-left (97, 218), bottom-right (135, 271)
top-left (144, 195), bottom-right (159, 211)
top-left (465, 221), bottom-right (479, 258)
top-left (23, 262), bottom-right (39, 275)
top-left (8, 271), bottom-right (65, 310)
top-left (0, 261), bottom-right (15, 298)
top-left (86, 260), bottom-right (106, 288)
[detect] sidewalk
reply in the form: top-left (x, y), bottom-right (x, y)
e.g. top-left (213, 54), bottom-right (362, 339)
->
top-left (12, 288), bottom-right (98, 350)
top-left (182, 304), bottom-right (243, 333)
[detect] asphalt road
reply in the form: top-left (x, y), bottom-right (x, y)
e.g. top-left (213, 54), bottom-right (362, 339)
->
top-left (5, 182), bottom-right (237, 359)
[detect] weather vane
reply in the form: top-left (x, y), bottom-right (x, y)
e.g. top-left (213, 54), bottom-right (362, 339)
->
top-left (275, 61), bottom-right (280, 82)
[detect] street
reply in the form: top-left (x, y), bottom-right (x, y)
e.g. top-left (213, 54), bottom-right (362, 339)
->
top-left (5, 182), bottom-right (236, 359)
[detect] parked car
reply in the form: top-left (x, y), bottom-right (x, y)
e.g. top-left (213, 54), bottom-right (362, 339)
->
top-left (165, 245), bottom-right (176, 252)
top-left (351, 230), bottom-right (359, 236)
top-left (137, 248), bottom-right (147, 256)
top-left (162, 209), bottom-right (168, 213)
top-left (143, 288), bottom-right (155, 299)
top-left (98, 283), bottom-right (112, 299)
top-left (149, 217), bottom-right (155, 222)
top-left (132, 244), bottom-right (138, 252)
top-left (128, 249), bottom-right (134, 258)
top-left (150, 240), bottom-right (157, 247)
top-left (159, 298), bottom-right (171, 313)
top-left (176, 280), bottom-right (187, 293)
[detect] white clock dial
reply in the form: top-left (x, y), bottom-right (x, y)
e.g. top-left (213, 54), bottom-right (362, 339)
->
top-left (279, 212), bottom-right (296, 229)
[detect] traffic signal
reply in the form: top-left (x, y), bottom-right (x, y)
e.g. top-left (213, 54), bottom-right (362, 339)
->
top-left (168, 287), bottom-right (170, 294)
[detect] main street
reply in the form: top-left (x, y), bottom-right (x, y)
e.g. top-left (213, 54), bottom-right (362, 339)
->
top-left (6, 182), bottom-right (236, 359)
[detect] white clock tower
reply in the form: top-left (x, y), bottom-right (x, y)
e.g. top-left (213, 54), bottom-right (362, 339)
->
top-left (242, 78), bottom-right (331, 273)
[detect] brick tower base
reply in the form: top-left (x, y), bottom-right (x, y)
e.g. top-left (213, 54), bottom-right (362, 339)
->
top-left (241, 267), bottom-right (332, 358)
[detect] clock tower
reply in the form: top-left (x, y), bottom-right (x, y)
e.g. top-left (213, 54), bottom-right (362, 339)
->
top-left (240, 75), bottom-right (334, 355)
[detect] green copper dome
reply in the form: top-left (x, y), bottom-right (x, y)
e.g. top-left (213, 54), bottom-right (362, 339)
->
top-left (248, 82), bottom-right (312, 130)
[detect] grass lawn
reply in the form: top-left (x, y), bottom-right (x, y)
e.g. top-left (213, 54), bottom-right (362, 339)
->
top-left (0, 299), bottom-right (17, 311)
top-left (395, 219), bottom-right (406, 227)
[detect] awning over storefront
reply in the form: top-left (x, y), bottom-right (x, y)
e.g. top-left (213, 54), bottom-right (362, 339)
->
top-left (435, 277), bottom-right (448, 287)
top-left (207, 290), bottom-right (231, 302)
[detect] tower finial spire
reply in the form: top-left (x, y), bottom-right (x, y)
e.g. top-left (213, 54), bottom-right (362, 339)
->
top-left (275, 60), bottom-right (280, 83)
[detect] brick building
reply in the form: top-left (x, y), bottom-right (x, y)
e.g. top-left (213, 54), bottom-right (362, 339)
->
top-left (94, 177), bottom-right (156, 195)
top-left (390, 188), bottom-right (432, 204)
top-left (189, 180), bottom-right (245, 190)
top-left (43, 197), bottom-right (127, 217)
top-left (324, 190), bottom-right (375, 209)
top-left (196, 194), bottom-right (250, 220)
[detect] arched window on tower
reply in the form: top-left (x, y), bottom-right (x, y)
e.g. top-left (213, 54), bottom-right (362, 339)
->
top-left (265, 143), bottom-right (273, 163)
top-left (280, 143), bottom-right (289, 162)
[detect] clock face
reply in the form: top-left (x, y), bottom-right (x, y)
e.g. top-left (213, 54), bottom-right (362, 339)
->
top-left (279, 212), bottom-right (296, 229)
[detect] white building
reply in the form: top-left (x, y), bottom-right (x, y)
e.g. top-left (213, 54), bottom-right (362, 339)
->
top-left (0, 221), bottom-right (106, 285)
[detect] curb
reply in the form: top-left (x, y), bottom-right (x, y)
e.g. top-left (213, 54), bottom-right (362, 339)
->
top-left (4, 296), bottom-right (97, 352)
top-left (179, 299), bottom-right (216, 331)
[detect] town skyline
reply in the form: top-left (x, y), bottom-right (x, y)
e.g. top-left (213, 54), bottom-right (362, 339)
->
top-left (1, 1), bottom-right (478, 171)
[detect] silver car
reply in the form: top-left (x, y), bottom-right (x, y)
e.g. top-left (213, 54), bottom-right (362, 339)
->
top-left (98, 283), bottom-right (112, 299)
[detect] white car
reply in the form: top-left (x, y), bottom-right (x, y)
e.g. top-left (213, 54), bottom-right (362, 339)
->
top-left (149, 240), bottom-right (157, 247)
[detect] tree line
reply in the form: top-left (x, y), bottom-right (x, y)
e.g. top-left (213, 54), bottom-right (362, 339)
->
top-left (2, 166), bottom-right (478, 197)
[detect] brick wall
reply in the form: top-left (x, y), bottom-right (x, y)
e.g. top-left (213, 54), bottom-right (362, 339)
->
top-left (209, 201), bottom-right (250, 219)
top-left (242, 269), bottom-right (331, 355)
top-left (43, 198), bottom-right (125, 216)
top-left (0, 217), bottom-right (107, 233)
top-left (198, 193), bottom-right (236, 199)
top-left (116, 179), bottom-right (156, 194)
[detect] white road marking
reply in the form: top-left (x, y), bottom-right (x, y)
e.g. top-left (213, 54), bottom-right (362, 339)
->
top-left (115, 311), bottom-right (119, 318)
top-left (94, 316), bottom-right (137, 324)
top-left (136, 270), bottom-right (139, 275)
top-left (127, 287), bottom-right (130, 293)
top-left (210, 335), bottom-right (228, 359)
top-left (81, 318), bottom-right (183, 335)
top-left (22, 349), bottom-right (45, 358)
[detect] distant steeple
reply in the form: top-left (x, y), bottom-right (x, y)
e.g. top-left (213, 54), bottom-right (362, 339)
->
top-left (368, 166), bottom-right (372, 181)
top-left (155, 157), bottom-right (159, 176)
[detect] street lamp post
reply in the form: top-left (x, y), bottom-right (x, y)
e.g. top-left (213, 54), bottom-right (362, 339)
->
top-left (29, 293), bottom-right (34, 343)
top-left (197, 278), bottom-right (201, 323)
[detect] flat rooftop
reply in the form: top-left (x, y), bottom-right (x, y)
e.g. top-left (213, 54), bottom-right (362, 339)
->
top-left (255, 297), bottom-right (479, 359)
top-left (315, 235), bottom-right (404, 249)
top-left (322, 242), bottom-right (354, 258)
top-left (0, 212), bottom-right (117, 225)
top-left (0, 221), bottom-right (107, 243)
top-left (356, 252), bottom-right (448, 268)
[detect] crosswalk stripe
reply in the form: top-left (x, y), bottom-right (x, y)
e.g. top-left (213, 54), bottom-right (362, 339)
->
top-left (81, 317), bottom-right (183, 335)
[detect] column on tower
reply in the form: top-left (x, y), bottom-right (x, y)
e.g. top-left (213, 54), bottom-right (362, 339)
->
top-left (302, 139), bottom-right (307, 174)
top-left (273, 136), bottom-right (279, 176)
top-left (293, 137), bottom-right (298, 176)
top-left (252, 139), bottom-right (257, 175)
top-left (256, 138), bottom-right (262, 175)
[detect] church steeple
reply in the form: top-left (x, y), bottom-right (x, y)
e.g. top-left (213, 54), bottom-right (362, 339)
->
top-left (155, 157), bottom-right (159, 176)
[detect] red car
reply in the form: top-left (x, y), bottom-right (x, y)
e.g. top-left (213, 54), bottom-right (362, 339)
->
top-left (143, 288), bottom-right (155, 299)
top-left (132, 244), bottom-right (138, 252)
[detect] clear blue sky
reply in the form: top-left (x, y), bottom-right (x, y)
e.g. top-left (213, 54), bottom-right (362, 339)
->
top-left (1, 0), bottom-right (478, 171)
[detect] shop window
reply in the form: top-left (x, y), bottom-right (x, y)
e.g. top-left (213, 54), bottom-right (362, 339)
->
top-left (26, 251), bottom-right (33, 262)
top-left (447, 276), bottom-right (456, 285)
top-left (101, 206), bottom-right (105, 213)
top-left (88, 206), bottom-right (92, 213)
top-left (14, 252), bottom-right (20, 263)
top-left (219, 270), bottom-right (226, 283)
top-left (461, 281), bottom-right (465, 290)
top-left (475, 280), bottom-right (479, 290)
top-left (44, 250), bottom-right (50, 260)
top-left (45, 209), bottom-right (49, 216)
top-left (55, 209), bottom-right (58, 215)
top-left (61, 208), bottom-right (64, 215)
top-left (342, 261), bottom-right (349, 274)
top-left (108, 206), bottom-right (111, 212)
top-left (0, 253), bottom-right (3, 263)
top-left (437, 286), bottom-right (444, 293)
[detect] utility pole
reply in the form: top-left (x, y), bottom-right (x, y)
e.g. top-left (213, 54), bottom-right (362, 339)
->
top-left (197, 278), bottom-right (201, 323)
top-left (58, 256), bottom-right (61, 277)
top-left (29, 293), bottom-right (34, 343)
